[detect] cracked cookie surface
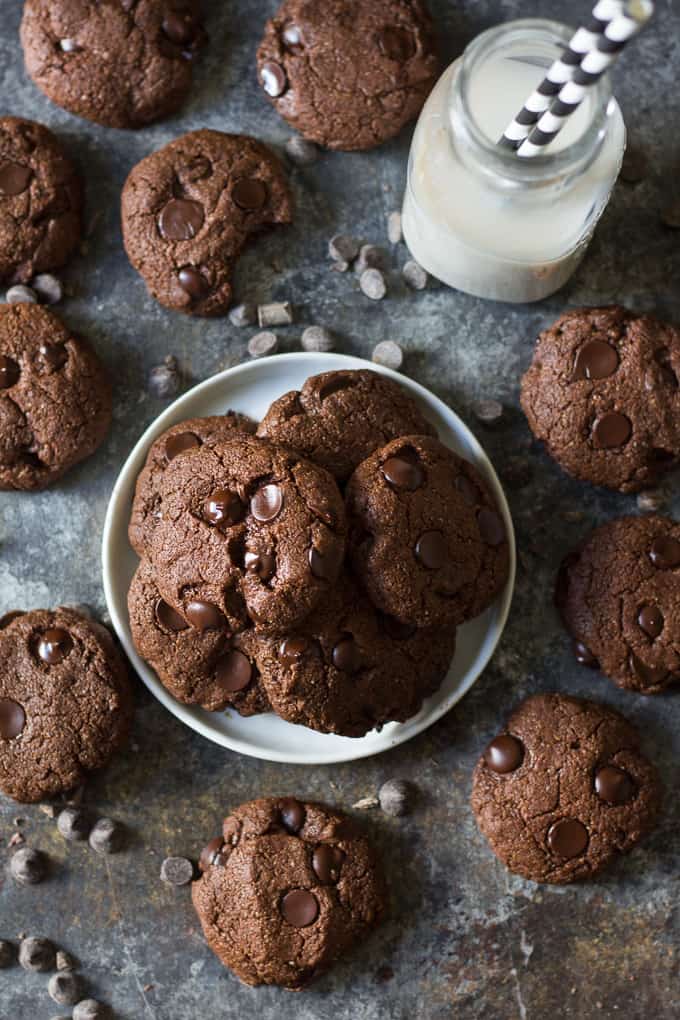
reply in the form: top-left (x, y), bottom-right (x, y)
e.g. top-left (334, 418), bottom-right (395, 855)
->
top-left (0, 304), bottom-right (111, 490)
top-left (192, 797), bottom-right (386, 988)
top-left (122, 130), bottom-right (293, 316)
top-left (0, 607), bottom-right (133, 803)
top-left (21, 0), bottom-right (206, 129)
top-left (256, 0), bottom-right (439, 151)
top-left (471, 693), bottom-right (660, 884)
top-left (346, 435), bottom-right (509, 627)
top-left (0, 117), bottom-right (82, 284)
top-left (257, 369), bottom-right (437, 483)
top-left (521, 306), bottom-right (680, 493)
top-left (557, 515), bottom-right (680, 694)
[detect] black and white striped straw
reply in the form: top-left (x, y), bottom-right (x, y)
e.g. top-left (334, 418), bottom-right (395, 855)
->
top-left (516, 0), bottom-right (654, 157)
top-left (498, 0), bottom-right (627, 150)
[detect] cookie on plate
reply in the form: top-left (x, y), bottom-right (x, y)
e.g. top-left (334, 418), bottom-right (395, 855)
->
top-left (0, 116), bottom-right (82, 284)
top-left (122, 130), bottom-right (292, 316)
top-left (128, 413), bottom-right (256, 557)
top-left (346, 435), bottom-right (509, 627)
top-left (128, 559), bottom-right (270, 715)
top-left (471, 693), bottom-right (660, 884)
top-left (521, 306), bottom-right (680, 493)
top-left (0, 608), bottom-right (133, 803)
top-left (256, 0), bottom-right (438, 151)
top-left (255, 571), bottom-right (456, 737)
top-left (21, 0), bottom-right (206, 129)
top-left (556, 515), bottom-right (680, 694)
top-left (192, 797), bottom-right (386, 989)
top-left (257, 369), bottom-right (437, 483)
top-left (148, 434), bottom-right (346, 635)
top-left (0, 304), bottom-right (111, 490)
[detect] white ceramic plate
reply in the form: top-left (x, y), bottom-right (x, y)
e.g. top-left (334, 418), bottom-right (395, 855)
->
top-left (102, 353), bottom-right (515, 764)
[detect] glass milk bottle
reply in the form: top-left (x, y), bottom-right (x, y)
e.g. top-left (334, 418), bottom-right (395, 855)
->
top-left (402, 19), bottom-right (626, 303)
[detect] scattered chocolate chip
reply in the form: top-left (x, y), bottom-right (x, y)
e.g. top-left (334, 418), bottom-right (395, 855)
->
top-left (595, 765), bottom-right (635, 805)
top-left (250, 483), bottom-right (283, 522)
top-left (72, 1000), bottom-right (110, 1020)
top-left (160, 856), bottom-right (194, 887)
top-left (280, 889), bottom-right (318, 927)
top-left (472, 399), bottom-right (504, 426)
top-left (199, 836), bottom-right (225, 872)
top-left (284, 136), bottom-right (320, 166)
top-left (248, 330), bottom-right (278, 358)
top-left (329, 234), bottom-right (360, 263)
top-left (660, 197), bottom-right (680, 230)
top-left (6, 284), bottom-right (37, 304)
top-left (547, 818), bottom-right (588, 858)
top-left (148, 356), bottom-right (181, 399)
top-left (0, 698), bottom-right (26, 739)
top-left (332, 636), bottom-right (362, 673)
top-left (258, 301), bottom-right (293, 327)
top-left (312, 844), bottom-right (344, 884)
top-left (204, 489), bottom-right (245, 529)
top-left (574, 640), bottom-right (599, 668)
top-left (301, 325), bottom-right (335, 352)
top-left (57, 807), bottom-right (93, 842)
top-left (215, 650), bottom-right (252, 692)
top-left (31, 273), bottom-right (63, 305)
top-left (415, 530), bottom-right (446, 569)
top-left (229, 302), bottom-right (257, 327)
top-left (387, 210), bottom-right (403, 245)
top-left (36, 628), bottom-right (73, 665)
top-left (185, 601), bottom-right (224, 632)
top-left (378, 778), bottom-right (414, 817)
top-left (178, 266), bottom-right (209, 300)
top-left (260, 60), bottom-right (287, 97)
top-left (19, 936), bottom-right (55, 972)
top-left (166, 431), bottom-right (200, 461)
top-left (0, 940), bottom-right (16, 968)
top-left (0, 355), bottom-right (20, 389)
top-left (48, 970), bottom-right (85, 1006)
top-left (372, 339), bottom-right (403, 370)
top-left (402, 259), bottom-right (427, 290)
top-left (10, 847), bottom-right (47, 885)
top-left (592, 411), bottom-right (632, 449)
top-left (483, 735), bottom-right (524, 774)
top-left (573, 340), bottom-right (619, 380)
top-left (232, 178), bottom-right (268, 211)
top-left (158, 198), bottom-right (204, 241)
top-left (360, 267), bottom-right (387, 300)
top-left (280, 798), bottom-right (306, 833)
top-left (355, 245), bottom-right (387, 274)
top-left (88, 818), bottom-right (124, 855)
top-left (649, 535), bottom-right (680, 569)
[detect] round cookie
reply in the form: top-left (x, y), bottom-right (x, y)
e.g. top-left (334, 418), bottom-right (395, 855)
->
top-left (148, 434), bottom-right (346, 635)
top-left (191, 797), bottom-right (386, 988)
top-left (122, 130), bottom-right (293, 316)
top-left (257, 369), bottom-right (437, 483)
top-left (256, 0), bottom-right (439, 151)
top-left (128, 413), bottom-right (256, 557)
top-left (0, 304), bottom-right (112, 490)
top-left (521, 306), bottom-right (680, 493)
top-left (0, 116), bottom-right (82, 284)
top-left (345, 435), bottom-right (509, 627)
top-left (128, 559), bottom-right (270, 715)
top-left (471, 693), bottom-right (660, 884)
top-left (21, 0), bottom-right (206, 130)
top-left (556, 515), bottom-right (680, 695)
top-left (0, 608), bottom-right (133, 803)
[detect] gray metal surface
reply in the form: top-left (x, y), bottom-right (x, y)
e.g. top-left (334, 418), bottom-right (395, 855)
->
top-left (1, 1), bottom-right (678, 1017)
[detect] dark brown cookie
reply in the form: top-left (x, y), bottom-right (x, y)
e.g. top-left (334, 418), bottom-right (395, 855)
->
top-left (557, 515), bottom-right (680, 694)
top-left (521, 306), bottom-right (680, 493)
top-left (0, 608), bottom-right (133, 803)
top-left (471, 693), bottom-right (660, 884)
top-left (346, 435), bottom-right (509, 627)
top-left (0, 117), bottom-right (82, 285)
top-left (0, 304), bottom-right (111, 490)
top-left (21, 0), bottom-right (206, 130)
top-left (128, 413), bottom-right (256, 557)
top-left (257, 369), bottom-right (437, 483)
top-left (121, 130), bottom-right (292, 316)
top-left (148, 434), bottom-right (346, 635)
top-left (191, 797), bottom-right (386, 988)
top-left (255, 571), bottom-right (456, 737)
top-left (128, 559), bottom-right (270, 715)
top-left (256, 0), bottom-right (438, 151)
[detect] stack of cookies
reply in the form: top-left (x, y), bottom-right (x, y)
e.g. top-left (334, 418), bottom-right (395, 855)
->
top-left (128, 368), bottom-right (510, 737)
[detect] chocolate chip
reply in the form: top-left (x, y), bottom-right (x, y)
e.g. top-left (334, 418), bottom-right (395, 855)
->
top-left (355, 245), bottom-right (388, 275)
top-left (56, 949), bottom-right (76, 971)
top-left (377, 25), bottom-right (416, 61)
top-left (279, 636), bottom-right (309, 666)
top-left (332, 636), bottom-right (362, 673)
top-left (260, 61), bottom-right (287, 97)
top-left (162, 10), bottom-right (198, 45)
top-left (244, 550), bottom-right (276, 581)
top-left (0, 698), bottom-right (25, 739)
top-left (31, 273), bottom-right (63, 305)
top-left (284, 136), bottom-right (319, 166)
top-left (0, 355), bottom-right (20, 389)
top-left (653, 347), bottom-right (678, 389)
top-left (155, 598), bottom-right (188, 632)
top-left (477, 508), bottom-right (505, 546)
top-left (381, 453), bottom-right (424, 491)
top-left (0, 940), bottom-right (15, 968)
top-left (18, 936), bottom-right (55, 970)
top-left (312, 844), bottom-right (344, 883)
top-left (472, 399), bottom-right (504, 426)
top-left (178, 266), bottom-right (209, 299)
top-left (547, 818), bottom-right (588, 858)
top-left (258, 301), bottom-right (293, 327)
top-left (454, 474), bottom-right (479, 505)
top-left (248, 330), bottom-right (278, 358)
top-left (59, 38), bottom-right (79, 52)
top-left (378, 778), bottom-right (414, 816)
top-left (158, 198), bottom-right (204, 241)
top-left (215, 650), bottom-right (252, 692)
top-left (229, 302), bottom-right (257, 327)
top-left (251, 483), bottom-right (283, 522)
top-left (629, 652), bottom-right (668, 687)
top-left (638, 605), bottom-right (663, 639)
top-left (309, 545), bottom-right (335, 579)
top-left (204, 489), bottom-right (246, 529)
top-left (72, 999), bottom-right (110, 1020)
top-left (280, 798), bottom-right (306, 833)
top-left (165, 431), bottom-right (200, 461)
top-left (148, 356), bottom-right (181, 399)
top-left (223, 815), bottom-right (241, 847)
top-left (573, 340), bottom-right (619, 380)
top-left (48, 970), bottom-right (85, 1007)
top-left (6, 284), bottom-right (37, 304)
top-left (36, 628), bottom-right (73, 665)
top-left (89, 818), bottom-right (124, 855)
top-left (160, 856), bottom-right (194, 886)
top-left (199, 836), bottom-right (225, 872)
top-left (594, 765), bottom-right (635, 805)
top-left (301, 325), bottom-right (335, 352)
top-left (402, 259), bottom-right (427, 290)
top-left (282, 21), bottom-right (304, 50)
top-left (483, 734), bottom-right (524, 774)
top-left (185, 601), bottom-right (224, 632)
top-left (39, 342), bottom-right (68, 370)
top-left (232, 178), bottom-right (268, 211)
top-left (0, 162), bottom-right (33, 195)
top-left (0, 609), bottom-right (24, 629)
top-left (372, 340), bottom-right (403, 370)
top-left (387, 210), bottom-right (403, 244)
top-left (280, 889), bottom-right (318, 927)
top-left (328, 234), bottom-right (360, 263)
top-left (573, 640), bottom-right (599, 668)
top-left (415, 530), bottom-right (446, 569)
top-left (11, 848), bottom-right (47, 886)
top-left (649, 534), bottom-right (680, 569)
top-left (592, 412), bottom-right (632, 449)
top-left (360, 267), bottom-right (387, 300)
top-left (57, 807), bottom-right (93, 842)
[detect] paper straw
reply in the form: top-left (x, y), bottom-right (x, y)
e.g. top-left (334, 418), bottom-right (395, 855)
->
top-left (517, 0), bottom-right (654, 158)
top-left (498, 0), bottom-right (626, 150)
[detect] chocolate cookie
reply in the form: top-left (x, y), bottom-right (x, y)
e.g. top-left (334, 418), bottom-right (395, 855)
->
top-left (346, 435), bottom-right (509, 627)
top-left (471, 693), bottom-right (660, 884)
top-left (128, 559), bottom-right (270, 714)
top-left (21, 0), bottom-right (206, 129)
top-left (0, 117), bottom-right (82, 284)
top-left (557, 515), bottom-right (680, 695)
top-left (257, 369), bottom-right (437, 483)
top-left (192, 797), bottom-right (386, 988)
top-left (148, 434), bottom-right (346, 635)
top-left (0, 608), bottom-right (133, 803)
top-left (128, 413), bottom-right (256, 557)
top-left (521, 306), bottom-right (680, 493)
top-left (256, 0), bottom-right (438, 151)
top-left (255, 571), bottom-right (456, 737)
top-left (121, 130), bottom-right (292, 316)
top-left (0, 304), bottom-right (112, 490)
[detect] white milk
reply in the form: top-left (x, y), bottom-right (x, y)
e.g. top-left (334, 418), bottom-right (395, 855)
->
top-left (402, 20), bottom-right (626, 303)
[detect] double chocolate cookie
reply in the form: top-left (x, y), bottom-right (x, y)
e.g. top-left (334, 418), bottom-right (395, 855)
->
top-left (0, 117), bottom-right (82, 285)
top-left (521, 306), bottom-right (680, 492)
top-left (21, 0), bottom-right (206, 129)
top-left (557, 515), bottom-right (680, 694)
top-left (257, 368), bottom-right (437, 483)
top-left (192, 797), bottom-right (386, 988)
top-left (256, 0), bottom-right (439, 151)
top-left (471, 693), bottom-right (660, 884)
top-left (128, 413), bottom-right (256, 556)
top-left (346, 435), bottom-right (509, 627)
top-left (122, 130), bottom-right (292, 316)
top-left (0, 304), bottom-right (112, 490)
top-left (0, 608), bottom-right (133, 803)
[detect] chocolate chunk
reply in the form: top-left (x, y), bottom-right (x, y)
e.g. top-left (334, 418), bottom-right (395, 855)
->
top-left (0, 355), bottom-right (20, 389)
top-left (215, 650), bottom-right (252, 692)
top-left (250, 483), bottom-right (283, 522)
top-left (260, 61), bottom-right (287, 97)
top-left (312, 844), bottom-right (344, 883)
top-left (185, 601), bottom-right (224, 632)
top-left (158, 198), bottom-right (204, 241)
top-left (332, 636), bottom-right (362, 673)
top-left (547, 818), bottom-right (589, 859)
top-left (594, 765), bottom-right (635, 805)
top-left (309, 545), bottom-right (335, 580)
top-left (381, 453), bottom-right (424, 491)
top-left (0, 699), bottom-right (25, 740)
top-left (204, 489), bottom-right (246, 529)
top-left (415, 530), bottom-right (446, 569)
top-left (629, 652), bottom-right (668, 687)
top-left (155, 598), bottom-right (188, 632)
top-left (483, 734), bottom-right (524, 774)
top-left (244, 550), bottom-right (276, 581)
top-left (279, 636), bottom-right (309, 666)
top-left (477, 508), bottom-right (505, 547)
top-left (178, 266), bottom-right (209, 299)
top-left (649, 535), bottom-right (680, 569)
top-left (35, 628), bottom-right (73, 665)
top-left (638, 605), bottom-right (663, 639)
top-left (280, 889), bottom-right (319, 927)
top-left (199, 836), bottom-right (225, 872)
top-left (280, 798), bottom-right (306, 833)
top-left (48, 969), bottom-right (84, 1006)
top-left (39, 342), bottom-right (68, 370)
top-left (592, 412), bottom-right (632, 449)
top-left (573, 341), bottom-right (619, 380)
top-left (232, 178), bottom-right (268, 211)
top-left (0, 162), bottom-right (33, 195)
top-left (165, 431), bottom-right (200, 461)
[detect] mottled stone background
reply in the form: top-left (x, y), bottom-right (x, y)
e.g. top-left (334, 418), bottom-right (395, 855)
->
top-left (1, 1), bottom-right (679, 1017)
